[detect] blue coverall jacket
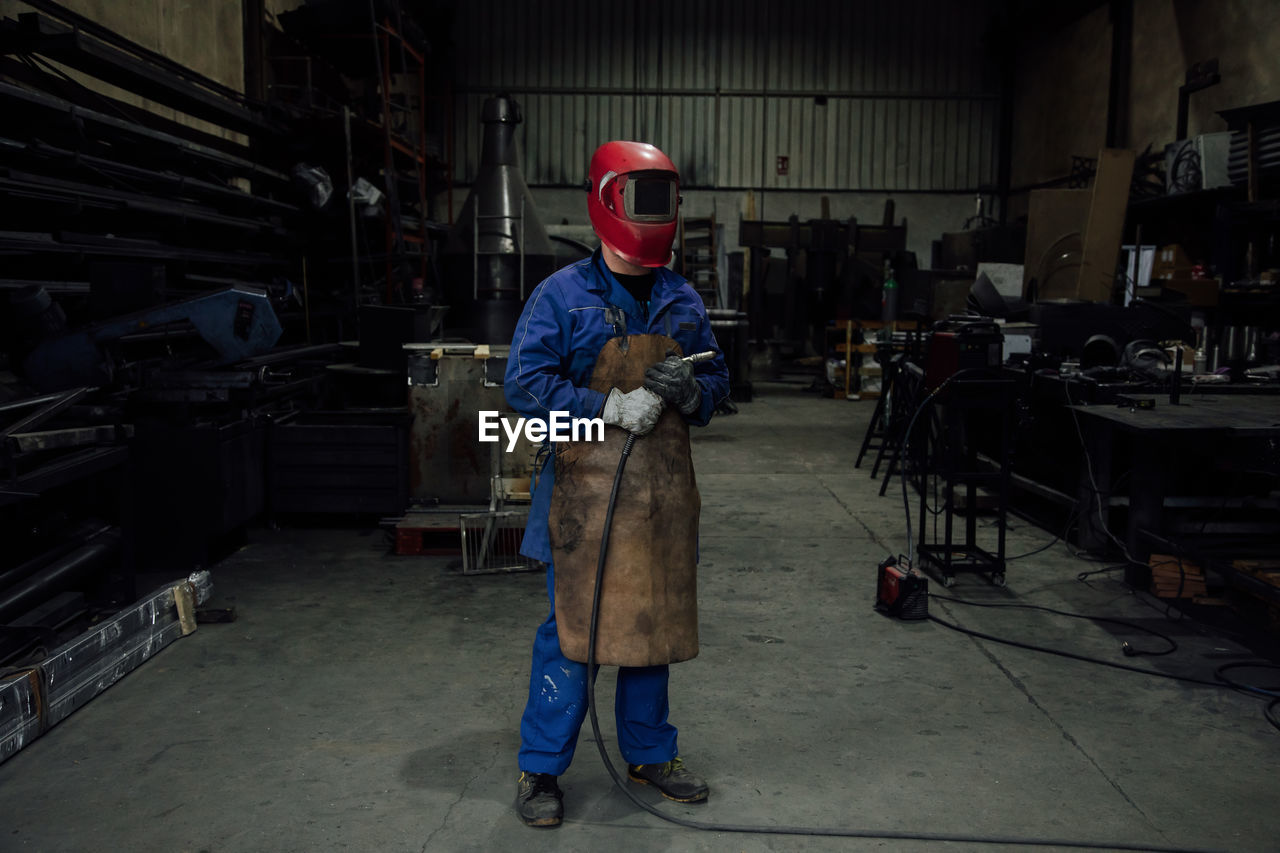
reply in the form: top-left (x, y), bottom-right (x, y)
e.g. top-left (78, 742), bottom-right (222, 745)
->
top-left (505, 249), bottom-right (730, 775)
top-left (504, 249), bottom-right (730, 563)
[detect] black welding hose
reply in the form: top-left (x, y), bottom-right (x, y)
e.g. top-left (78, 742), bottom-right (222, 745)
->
top-left (582, 432), bottom-right (1222, 852)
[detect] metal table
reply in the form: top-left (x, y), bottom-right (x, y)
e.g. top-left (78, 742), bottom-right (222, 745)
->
top-left (1068, 394), bottom-right (1280, 585)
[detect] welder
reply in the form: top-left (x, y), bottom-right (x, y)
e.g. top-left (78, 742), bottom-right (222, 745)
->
top-left (504, 140), bottom-right (730, 828)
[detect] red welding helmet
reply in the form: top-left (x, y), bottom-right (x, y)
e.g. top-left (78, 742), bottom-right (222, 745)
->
top-left (587, 141), bottom-right (680, 268)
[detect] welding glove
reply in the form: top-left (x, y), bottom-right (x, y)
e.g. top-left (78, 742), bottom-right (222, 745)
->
top-left (600, 387), bottom-right (665, 436)
top-left (643, 355), bottom-right (702, 415)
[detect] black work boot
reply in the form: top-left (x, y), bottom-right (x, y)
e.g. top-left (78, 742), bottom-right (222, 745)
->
top-left (515, 772), bottom-right (563, 827)
top-left (627, 756), bottom-right (709, 803)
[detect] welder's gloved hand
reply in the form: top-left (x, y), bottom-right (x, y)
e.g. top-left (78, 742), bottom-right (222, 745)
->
top-left (600, 387), bottom-right (665, 436)
top-left (643, 355), bottom-right (702, 415)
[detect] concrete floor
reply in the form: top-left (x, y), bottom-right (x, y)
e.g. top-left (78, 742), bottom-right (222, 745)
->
top-left (2, 381), bottom-right (1278, 852)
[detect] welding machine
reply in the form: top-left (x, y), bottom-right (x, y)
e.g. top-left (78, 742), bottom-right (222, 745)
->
top-left (923, 319), bottom-right (1004, 390)
top-left (875, 556), bottom-right (929, 620)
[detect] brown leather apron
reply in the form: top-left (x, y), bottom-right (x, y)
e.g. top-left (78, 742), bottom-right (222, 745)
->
top-left (549, 334), bottom-right (700, 666)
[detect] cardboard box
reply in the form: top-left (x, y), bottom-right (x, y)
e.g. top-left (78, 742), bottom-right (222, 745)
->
top-left (1078, 149), bottom-right (1136, 303)
top-left (1023, 149), bottom-right (1135, 303)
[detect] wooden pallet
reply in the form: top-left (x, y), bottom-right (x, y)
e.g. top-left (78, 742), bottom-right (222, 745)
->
top-left (393, 508), bottom-right (532, 558)
top-left (395, 512), bottom-right (465, 556)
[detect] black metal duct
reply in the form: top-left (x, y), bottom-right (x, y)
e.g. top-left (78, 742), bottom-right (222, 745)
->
top-left (444, 95), bottom-right (556, 344)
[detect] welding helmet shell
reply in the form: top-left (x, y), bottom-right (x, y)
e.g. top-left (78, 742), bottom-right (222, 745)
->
top-left (587, 141), bottom-right (681, 268)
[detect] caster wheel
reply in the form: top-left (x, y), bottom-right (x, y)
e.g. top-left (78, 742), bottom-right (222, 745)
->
top-left (942, 574), bottom-right (955, 588)
top-left (991, 573), bottom-right (1006, 588)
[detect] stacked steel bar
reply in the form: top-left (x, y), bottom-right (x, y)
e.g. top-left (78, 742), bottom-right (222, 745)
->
top-left (0, 571), bottom-right (213, 765)
top-left (0, 6), bottom-right (300, 323)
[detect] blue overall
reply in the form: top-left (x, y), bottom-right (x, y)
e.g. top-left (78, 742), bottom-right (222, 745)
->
top-left (505, 250), bottom-right (730, 775)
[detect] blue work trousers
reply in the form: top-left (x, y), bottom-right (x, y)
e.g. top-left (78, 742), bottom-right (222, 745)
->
top-left (517, 563), bottom-right (679, 775)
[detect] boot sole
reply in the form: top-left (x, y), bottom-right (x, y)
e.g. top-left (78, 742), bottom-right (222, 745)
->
top-left (519, 814), bottom-right (563, 827)
top-left (626, 772), bottom-right (709, 803)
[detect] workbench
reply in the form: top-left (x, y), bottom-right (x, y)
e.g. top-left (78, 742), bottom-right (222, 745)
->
top-left (1068, 393), bottom-right (1280, 587)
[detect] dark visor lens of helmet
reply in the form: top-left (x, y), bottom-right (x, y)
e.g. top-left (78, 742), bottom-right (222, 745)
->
top-left (632, 179), bottom-right (673, 216)
top-left (623, 176), bottom-right (677, 221)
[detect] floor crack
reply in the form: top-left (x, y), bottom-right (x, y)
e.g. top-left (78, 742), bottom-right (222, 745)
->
top-left (943, 601), bottom-right (1168, 839)
top-left (818, 476), bottom-right (895, 553)
top-left (420, 736), bottom-right (506, 852)
top-left (419, 658), bottom-right (525, 849)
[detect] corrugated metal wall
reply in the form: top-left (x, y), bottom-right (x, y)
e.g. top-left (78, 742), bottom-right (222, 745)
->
top-left (451, 0), bottom-right (1000, 191)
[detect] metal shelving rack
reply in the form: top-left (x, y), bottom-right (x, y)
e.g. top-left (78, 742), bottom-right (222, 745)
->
top-left (369, 11), bottom-right (429, 302)
top-left (679, 214), bottom-right (719, 307)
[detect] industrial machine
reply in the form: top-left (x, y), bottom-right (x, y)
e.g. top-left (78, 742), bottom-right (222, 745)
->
top-left (20, 287), bottom-right (283, 393)
top-left (923, 318), bottom-right (1004, 390)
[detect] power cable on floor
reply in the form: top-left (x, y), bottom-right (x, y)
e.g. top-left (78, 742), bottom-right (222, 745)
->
top-left (581, 431), bottom-right (1228, 851)
top-left (1213, 664), bottom-right (1280, 733)
top-left (926, 605), bottom-right (1280, 734)
top-left (930, 594), bottom-right (1177, 656)
top-left (926, 609), bottom-right (1216, 685)
top-left (1214, 662), bottom-right (1280, 698)
top-left (1077, 564), bottom-right (1128, 582)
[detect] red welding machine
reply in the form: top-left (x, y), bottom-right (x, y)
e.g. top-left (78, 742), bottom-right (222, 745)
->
top-left (923, 320), bottom-right (1004, 390)
top-left (875, 556), bottom-right (930, 620)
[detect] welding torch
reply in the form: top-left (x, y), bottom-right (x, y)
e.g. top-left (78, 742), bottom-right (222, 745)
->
top-left (621, 350), bottom-right (717, 447)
